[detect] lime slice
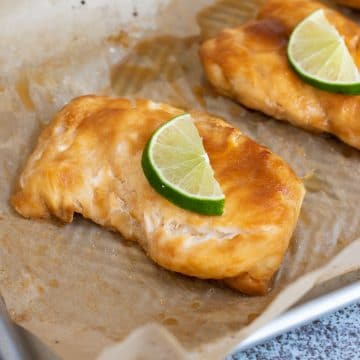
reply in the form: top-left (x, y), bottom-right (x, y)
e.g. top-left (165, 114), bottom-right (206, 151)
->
top-left (142, 114), bottom-right (225, 215)
top-left (287, 9), bottom-right (360, 94)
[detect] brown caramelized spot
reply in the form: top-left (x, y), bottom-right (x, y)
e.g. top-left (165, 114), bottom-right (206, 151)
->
top-left (336, 237), bottom-right (349, 251)
top-left (247, 312), bottom-right (259, 323)
top-left (15, 75), bottom-right (35, 111)
top-left (192, 85), bottom-right (206, 106)
top-left (107, 30), bottom-right (130, 48)
top-left (162, 317), bottom-right (178, 326)
top-left (12, 311), bottom-right (30, 323)
top-left (243, 19), bottom-right (288, 50)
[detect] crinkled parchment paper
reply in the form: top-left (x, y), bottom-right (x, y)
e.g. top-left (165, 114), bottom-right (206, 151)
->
top-left (0, 1), bottom-right (359, 359)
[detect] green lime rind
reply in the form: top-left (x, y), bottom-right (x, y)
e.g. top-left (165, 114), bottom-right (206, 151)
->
top-left (141, 117), bottom-right (225, 216)
top-left (287, 50), bottom-right (360, 95)
top-left (287, 9), bottom-right (360, 95)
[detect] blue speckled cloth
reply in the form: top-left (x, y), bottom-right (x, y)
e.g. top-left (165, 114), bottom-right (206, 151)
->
top-left (231, 302), bottom-right (360, 360)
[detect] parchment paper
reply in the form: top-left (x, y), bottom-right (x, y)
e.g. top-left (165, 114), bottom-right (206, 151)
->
top-left (0, 1), bottom-right (359, 359)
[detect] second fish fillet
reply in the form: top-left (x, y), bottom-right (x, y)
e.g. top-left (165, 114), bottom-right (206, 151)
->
top-left (200, 0), bottom-right (360, 150)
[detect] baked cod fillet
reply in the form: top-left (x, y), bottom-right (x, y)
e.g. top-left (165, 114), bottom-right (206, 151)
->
top-left (12, 96), bottom-right (304, 295)
top-left (200, 0), bottom-right (360, 150)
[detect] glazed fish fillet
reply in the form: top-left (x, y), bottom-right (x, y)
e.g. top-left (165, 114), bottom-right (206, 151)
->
top-left (200, 0), bottom-right (360, 150)
top-left (336, 0), bottom-right (360, 9)
top-left (12, 96), bottom-right (304, 295)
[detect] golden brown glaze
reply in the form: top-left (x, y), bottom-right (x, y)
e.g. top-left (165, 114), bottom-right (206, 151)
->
top-left (12, 96), bottom-right (304, 295)
top-left (200, 0), bottom-right (360, 150)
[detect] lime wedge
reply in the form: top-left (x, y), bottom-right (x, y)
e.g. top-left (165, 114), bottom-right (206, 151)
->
top-left (287, 9), bottom-right (360, 94)
top-left (142, 114), bottom-right (225, 215)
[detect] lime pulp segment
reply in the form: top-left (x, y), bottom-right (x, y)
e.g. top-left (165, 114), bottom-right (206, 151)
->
top-left (142, 114), bottom-right (225, 215)
top-left (287, 9), bottom-right (360, 94)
